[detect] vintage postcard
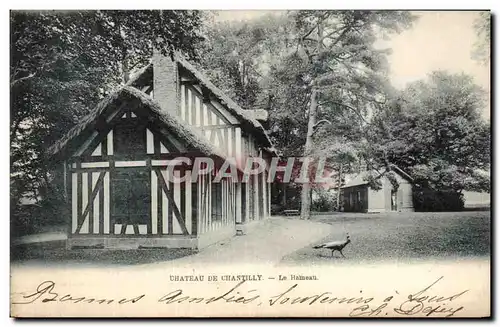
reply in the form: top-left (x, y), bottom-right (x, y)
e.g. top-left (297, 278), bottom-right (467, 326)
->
top-left (10, 9), bottom-right (491, 318)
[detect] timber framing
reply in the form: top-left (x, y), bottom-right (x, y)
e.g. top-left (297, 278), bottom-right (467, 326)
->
top-left (154, 168), bottom-right (189, 235)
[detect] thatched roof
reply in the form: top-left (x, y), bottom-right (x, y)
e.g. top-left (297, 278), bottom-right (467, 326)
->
top-left (127, 54), bottom-right (274, 150)
top-left (47, 86), bottom-right (226, 159)
top-left (127, 62), bottom-right (153, 88)
top-left (341, 164), bottom-right (413, 189)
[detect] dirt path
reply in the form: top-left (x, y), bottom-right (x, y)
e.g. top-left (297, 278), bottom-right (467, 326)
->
top-left (11, 217), bottom-right (335, 269)
top-left (140, 217), bottom-right (335, 268)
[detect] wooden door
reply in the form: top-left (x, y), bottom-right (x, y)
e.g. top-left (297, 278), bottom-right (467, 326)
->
top-left (111, 168), bottom-right (151, 235)
top-left (391, 189), bottom-right (398, 211)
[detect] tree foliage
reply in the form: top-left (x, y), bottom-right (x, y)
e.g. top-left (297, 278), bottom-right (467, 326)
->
top-left (200, 11), bottom-right (490, 211)
top-left (200, 11), bottom-right (416, 218)
top-left (472, 11), bottom-right (490, 65)
top-left (10, 10), bottom-right (205, 211)
top-left (199, 13), bottom-right (295, 112)
top-left (368, 71), bottom-right (490, 193)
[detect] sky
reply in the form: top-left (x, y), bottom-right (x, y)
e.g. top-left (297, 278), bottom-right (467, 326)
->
top-left (214, 11), bottom-right (491, 120)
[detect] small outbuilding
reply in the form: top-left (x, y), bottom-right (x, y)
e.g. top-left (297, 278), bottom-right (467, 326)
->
top-left (340, 165), bottom-right (414, 213)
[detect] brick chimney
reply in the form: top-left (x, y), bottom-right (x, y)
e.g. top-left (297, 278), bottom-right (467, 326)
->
top-left (152, 48), bottom-right (180, 117)
top-left (359, 159), bottom-right (367, 172)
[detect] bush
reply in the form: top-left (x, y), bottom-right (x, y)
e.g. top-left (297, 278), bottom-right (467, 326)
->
top-left (11, 203), bottom-right (37, 238)
top-left (11, 187), bottom-right (68, 238)
top-left (413, 187), bottom-right (464, 212)
top-left (312, 189), bottom-right (338, 212)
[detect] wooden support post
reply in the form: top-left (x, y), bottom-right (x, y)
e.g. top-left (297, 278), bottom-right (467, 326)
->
top-left (63, 161), bottom-right (68, 201)
top-left (236, 182), bottom-right (242, 223)
top-left (191, 179), bottom-right (198, 236)
top-left (76, 162), bottom-right (82, 233)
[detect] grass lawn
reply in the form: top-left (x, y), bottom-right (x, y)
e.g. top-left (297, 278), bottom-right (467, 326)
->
top-left (281, 211), bottom-right (491, 265)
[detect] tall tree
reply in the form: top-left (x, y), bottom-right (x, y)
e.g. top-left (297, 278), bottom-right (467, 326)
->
top-left (280, 11), bottom-right (415, 219)
top-left (199, 12), bottom-right (415, 217)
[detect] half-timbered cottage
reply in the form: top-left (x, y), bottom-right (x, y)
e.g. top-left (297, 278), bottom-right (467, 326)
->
top-left (47, 52), bottom-right (275, 250)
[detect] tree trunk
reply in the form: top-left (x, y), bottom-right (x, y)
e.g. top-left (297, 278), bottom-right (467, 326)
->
top-left (119, 23), bottom-right (129, 84)
top-left (281, 183), bottom-right (287, 206)
top-left (337, 163), bottom-right (343, 211)
top-left (300, 89), bottom-right (318, 220)
top-left (122, 60), bottom-right (129, 84)
top-left (300, 20), bottom-right (324, 220)
top-left (121, 45), bottom-right (129, 84)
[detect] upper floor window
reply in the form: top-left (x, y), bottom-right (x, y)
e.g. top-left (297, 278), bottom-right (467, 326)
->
top-left (113, 120), bottom-right (146, 160)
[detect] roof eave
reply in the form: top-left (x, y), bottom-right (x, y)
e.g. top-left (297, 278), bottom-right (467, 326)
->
top-left (341, 183), bottom-right (368, 189)
top-left (46, 86), bottom-right (228, 161)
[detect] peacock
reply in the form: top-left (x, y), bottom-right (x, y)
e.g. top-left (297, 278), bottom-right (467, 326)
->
top-left (313, 234), bottom-right (351, 258)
